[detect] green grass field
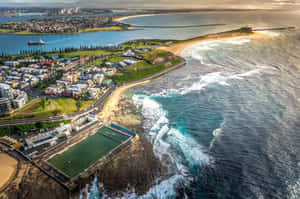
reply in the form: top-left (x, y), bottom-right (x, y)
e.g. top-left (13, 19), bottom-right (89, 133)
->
top-left (141, 50), bottom-right (170, 63)
top-left (121, 39), bottom-right (167, 49)
top-left (90, 56), bottom-right (125, 66)
top-left (1, 97), bottom-right (96, 121)
top-left (0, 120), bottom-right (69, 136)
top-left (0, 25), bottom-right (127, 35)
top-left (48, 130), bottom-right (122, 178)
top-left (125, 60), bottom-right (151, 69)
top-left (112, 57), bottom-right (182, 84)
top-left (78, 26), bottom-right (127, 33)
top-left (48, 50), bottom-right (118, 58)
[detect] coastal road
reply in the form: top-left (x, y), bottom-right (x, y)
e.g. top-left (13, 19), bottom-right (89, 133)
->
top-left (0, 86), bottom-right (116, 126)
top-left (0, 57), bottom-right (186, 126)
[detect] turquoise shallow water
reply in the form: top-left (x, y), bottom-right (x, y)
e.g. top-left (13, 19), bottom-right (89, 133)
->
top-left (85, 28), bottom-right (300, 198)
top-left (127, 31), bottom-right (300, 198)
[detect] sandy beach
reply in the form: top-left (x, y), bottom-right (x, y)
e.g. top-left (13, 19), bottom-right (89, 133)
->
top-left (0, 153), bottom-right (17, 189)
top-left (100, 31), bottom-right (268, 121)
top-left (100, 80), bottom-right (150, 121)
top-left (159, 31), bottom-right (266, 56)
top-left (113, 14), bottom-right (157, 23)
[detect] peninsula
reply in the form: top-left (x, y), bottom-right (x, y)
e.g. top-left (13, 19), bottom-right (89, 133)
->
top-left (0, 16), bottom-right (131, 35)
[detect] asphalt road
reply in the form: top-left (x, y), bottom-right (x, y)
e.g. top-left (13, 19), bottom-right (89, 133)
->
top-left (0, 57), bottom-right (186, 127)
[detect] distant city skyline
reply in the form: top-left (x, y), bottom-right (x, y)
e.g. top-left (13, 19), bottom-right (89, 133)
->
top-left (0, 0), bottom-right (300, 8)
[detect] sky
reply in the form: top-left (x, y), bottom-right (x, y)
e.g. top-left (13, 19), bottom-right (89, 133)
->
top-left (0, 0), bottom-right (300, 9)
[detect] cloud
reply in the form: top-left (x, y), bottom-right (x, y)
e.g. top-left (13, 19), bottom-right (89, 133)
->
top-left (76, 0), bottom-right (300, 9)
top-left (1, 0), bottom-right (300, 8)
top-left (0, 0), bottom-right (78, 6)
top-left (1, 0), bottom-right (77, 2)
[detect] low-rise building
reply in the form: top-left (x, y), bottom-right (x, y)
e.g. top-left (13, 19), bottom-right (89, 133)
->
top-left (56, 124), bottom-right (72, 137)
top-left (4, 61), bottom-right (19, 67)
top-left (124, 58), bottom-right (138, 65)
top-left (88, 88), bottom-right (100, 99)
top-left (0, 83), bottom-right (13, 99)
top-left (25, 132), bottom-right (58, 149)
top-left (13, 91), bottom-right (28, 109)
top-left (0, 98), bottom-right (12, 116)
top-left (93, 73), bottom-right (104, 86)
top-left (102, 79), bottom-right (113, 87)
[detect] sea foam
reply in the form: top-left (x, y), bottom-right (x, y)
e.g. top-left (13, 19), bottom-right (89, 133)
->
top-left (131, 93), bottom-right (212, 197)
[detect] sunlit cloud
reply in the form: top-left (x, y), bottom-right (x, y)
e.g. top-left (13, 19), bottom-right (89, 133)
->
top-left (0, 0), bottom-right (300, 8)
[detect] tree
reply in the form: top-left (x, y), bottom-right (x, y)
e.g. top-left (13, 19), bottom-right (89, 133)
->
top-left (40, 98), bottom-right (47, 109)
top-left (76, 98), bottom-right (82, 111)
top-left (35, 122), bottom-right (43, 129)
top-left (52, 110), bottom-right (61, 116)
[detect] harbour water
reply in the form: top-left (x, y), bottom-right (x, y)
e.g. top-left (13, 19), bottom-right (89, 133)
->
top-left (1, 10), bottom-right (300, 55)
top-left (1, 10), bottom-right (300, 199)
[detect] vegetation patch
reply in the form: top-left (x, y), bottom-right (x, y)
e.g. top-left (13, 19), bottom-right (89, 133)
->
top-left (78, 26), bottom-right (128, 33)
top-left (0, 120), bottom-right (69, 136)
top-left (112, 57), bottom-right (181, 84)
top-left (2, 97), bottom-right (96, 120)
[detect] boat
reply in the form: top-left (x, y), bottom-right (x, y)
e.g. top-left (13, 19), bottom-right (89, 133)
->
top-left (28, 39), bottom-right (45, 45)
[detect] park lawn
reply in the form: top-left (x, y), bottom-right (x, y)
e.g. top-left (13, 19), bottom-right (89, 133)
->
top-left (140, 49), bottom-right (170, 63)
top-left (48, 50), bottom-right (118, 58)
top-left (125, 60), bottom-right (151, 69)
top-left (2, 97), bottom-right (97, 120)
top-left (0, 28), bottom-right (49, 35)
top-left (0, 28), bottom-right (14, 33)
top-left (89, 56), bottom-right (128, 68)
top-left (122, 42), bottom-right (153, 49)
top-left (121, 40), bottom-right (167, 49)
top-left (90, 56), bottom-right (125, 66)
top-left (52, 97), bottom-right (96, 114)
top-left (14, 31), bottom-right (48, 35)
top-left (78, 26), bottom-right (127, 33)
top-left (112, 57), bottom-right (182, 84)
top-left (0, 120), bottom-right (69, 136)
top-left (108, 56), bottom-right (126, 63)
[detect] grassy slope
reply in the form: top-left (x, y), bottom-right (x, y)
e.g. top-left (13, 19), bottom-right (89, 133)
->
top-left (0, 26), bottom-right (128, 35)
top-left (0, 120), bottom-right (69, 136)
top-left (90, 56), bottom-right (125, 66)
top-left (112, 57), bottom-right (181, 84)
top-left (2, 98), bottom-right (96, 120)
top-left (125, 60), bottom-right (151, 69)
top-left (78, 26), bottom-right (127, 33)
top-left (48, 50), bottom-right (116, 58)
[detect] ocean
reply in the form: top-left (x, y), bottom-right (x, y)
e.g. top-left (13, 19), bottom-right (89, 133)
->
top-left (1, 10), bottom-right (300, 199)
top-left (129, 32), bottom-right (300, 198)
top-left (83, 11), bottom-right (300, 199)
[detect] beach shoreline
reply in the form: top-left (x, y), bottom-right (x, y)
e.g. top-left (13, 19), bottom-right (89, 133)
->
top-left (100, 80), bottom-right (151, 121)
top-left (0, 153), bottom-right (18, 189)
top-left (159, 31), bottom-right (267, 56)
top-left (100, 30), bottom-right (268, 121)
top-left (113, 14), bottom-right (158, 23)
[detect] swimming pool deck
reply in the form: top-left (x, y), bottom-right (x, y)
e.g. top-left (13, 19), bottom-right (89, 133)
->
top-left (41, 124), bottom-right (134, 189)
